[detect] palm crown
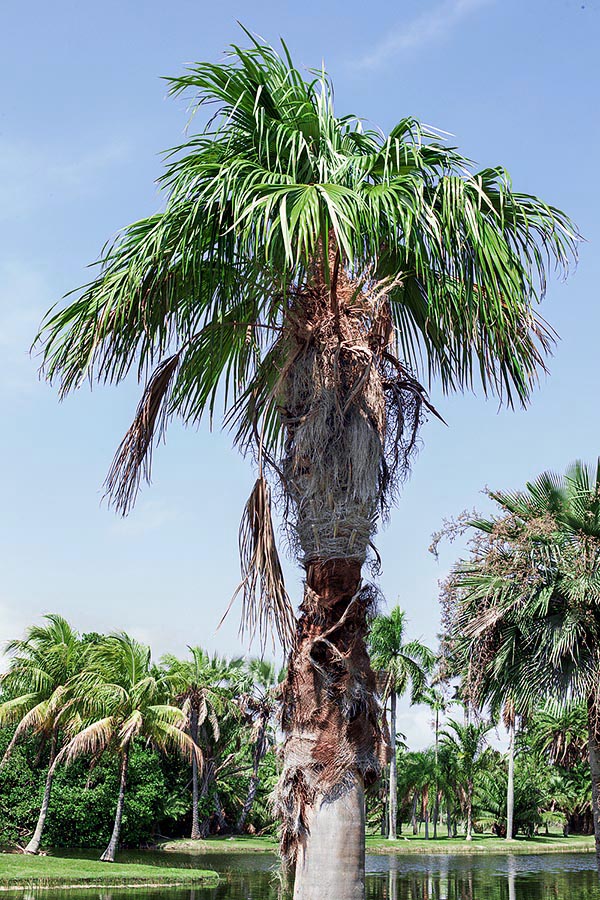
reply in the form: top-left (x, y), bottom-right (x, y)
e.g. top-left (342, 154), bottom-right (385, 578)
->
top-left (38, 35), bottom-right (578, 515)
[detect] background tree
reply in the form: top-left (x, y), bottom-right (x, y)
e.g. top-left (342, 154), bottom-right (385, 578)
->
top-left (441, 719), bottom-right (491, 840)
top-left (369, 606), bottom-right (434, 839)
top-left (444, 461), bottom-right (600, 870)
top-left (236, 658), bottom-right (281, 833)
top-left (162, 647), bottom-right (238, 839)
top-left (0, 614), bottom-right (81, 854)
top-left (56, 632), bottom-right (201, 862)
top-left (37, 32), bottom-right (578, 900)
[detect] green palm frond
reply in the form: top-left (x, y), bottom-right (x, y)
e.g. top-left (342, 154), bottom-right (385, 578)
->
top-left (35, 32), bottom-right (579, 518)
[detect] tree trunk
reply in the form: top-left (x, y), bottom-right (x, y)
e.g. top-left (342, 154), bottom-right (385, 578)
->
top-left (587, 700), bottom-right (600, 877)
top-left (411, 793), bottom-right (418, 834)
top-left (237, 713), bottom-right (268, 833)
top-left (466, 780), bottom-right (473, 841)
top-left (190, 707), bottom-right (201, 840)
top-left (278, 560), bottom-right (386, 900)
top-left (433, 709), bottom-right (439, 839)
top-left (388, 691), bottom-right (397, 840)
top-left (293, 779), bottom-right (366, 900)
top-left (24, 726), bottom-right (59, 854)
top-left (100, 746), bottom-right (129, 862)
top-left (506, 719), bottom-right (516, 841)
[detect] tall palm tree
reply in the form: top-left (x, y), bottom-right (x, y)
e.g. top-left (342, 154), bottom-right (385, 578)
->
top-left (56, 632), bottom-right (200, 862)
top-left (0, 614), bottom-right (81, 854)
top-left (445, 461), bottom-right (600, 870)
top-left (36, 32), bottom-right (578, 899)
top-left (440, 718), bottom-right (491, 840)
top-left (368, 606), bottom-right (434, 839)
top-left (236, 658), bottom-right (281, 833)
top-left (162, 647), bottom-right (238, 839)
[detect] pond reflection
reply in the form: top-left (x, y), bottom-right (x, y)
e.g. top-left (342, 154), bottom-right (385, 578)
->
top-left (6, 851), bottom-right (600, 900)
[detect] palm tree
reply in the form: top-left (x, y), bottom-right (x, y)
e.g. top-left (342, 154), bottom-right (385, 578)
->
top-left (236, 658), bottom-right (280, 833)
top-left (440, 718), bottom-right (491, 840)
top-left (36, 32), bottom-right (578, 898)
top-left (445, 461), bottom-right (600, 869)
top-left (0, 614), bottom-right (81, 854)
top-left (421, 685), bottom-right (452, 838)
top-left (56, 632), bottom-right (200, 862)
top-left (369, 607), bottom-right (434, 839)
top-left (162, 647), bottom-right (237, 839)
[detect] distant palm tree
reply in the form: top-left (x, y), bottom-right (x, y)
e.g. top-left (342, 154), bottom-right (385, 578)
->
top-left (440, 719), bottom-right (491, 840)
top-left (236, 658), bottom-right (281, 833)
top-left (56, 633), bottom-right (200, 862)
top-left (37, 31), bottom-right (578, 899)
top-left (162, 647), bottom-right (238, 839)
top-left (369, 606), bottom-right (434, 839)
top-left (447, 460), bottom-right (600, 868)
top-left (0, 614), bottom-right (81, 854)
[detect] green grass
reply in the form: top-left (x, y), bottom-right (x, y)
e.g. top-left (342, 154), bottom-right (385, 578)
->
top-left (158, 831), bottom-right (594, 856)
top-left (366, 831), bottom-right (595, 854)
top-left (158, 835), bottom-right (278, 853)
top-left (0, 854), bottom-right (219, 890)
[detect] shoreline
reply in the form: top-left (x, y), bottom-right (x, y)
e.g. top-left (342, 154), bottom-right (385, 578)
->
top-left (0, 854), bottom-right (219, 892)
top-left (157, 833), bottom-right (595, 857)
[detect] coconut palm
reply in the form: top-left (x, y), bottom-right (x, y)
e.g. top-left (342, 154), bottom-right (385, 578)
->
top-left (56, 632), bottom-right (200, 862)
top-left (162, 647), bottom-right (240, 839)
top-left (368, 607), bottom-right (434, 839)
top-left (446, 461), bottom-right (600, 869)
top-left (36, 31), bottom-right (578, 898)
top-left (0, 614), bottom-right (81, 854)
top-left (236, 658), bottom-right (281, 833)
top-left (440, 718), bottom-right (491, 840)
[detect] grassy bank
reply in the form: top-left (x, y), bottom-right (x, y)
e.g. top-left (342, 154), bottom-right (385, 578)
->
top-left (159, 832), bottom-right (595, 856)
top-left (0, 854), bottom-right (219, 891)
top-left (366, 832), bottom-right (595, 854)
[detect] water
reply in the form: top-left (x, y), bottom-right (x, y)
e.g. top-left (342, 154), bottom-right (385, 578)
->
top-left (4, 849), bottom-right (600, 899)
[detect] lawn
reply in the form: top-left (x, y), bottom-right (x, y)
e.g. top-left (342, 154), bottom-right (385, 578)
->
top-left (0, 854), bottom-right (219, 890)
top-left (158, 831), bottom-right (594, 856)
top-left (366, 831), bottom-right (595, 854)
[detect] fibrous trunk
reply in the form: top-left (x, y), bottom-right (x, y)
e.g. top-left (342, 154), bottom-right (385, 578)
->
top-left (506, 719), bottom-right (515, 841)
top-left (274, 252), bottom-right (421, 898)
top-left (190, 707), bottom-right (201, 840)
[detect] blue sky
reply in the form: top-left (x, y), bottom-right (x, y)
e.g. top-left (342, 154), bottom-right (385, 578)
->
top-left (1, 0), bottom-right (598, 746)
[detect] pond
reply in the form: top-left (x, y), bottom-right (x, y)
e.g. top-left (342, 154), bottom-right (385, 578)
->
top-left (5, 849), bottom-right (600, 899)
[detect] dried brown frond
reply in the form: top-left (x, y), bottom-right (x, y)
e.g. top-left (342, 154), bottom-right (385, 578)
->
top-left (104, 354), bottom-right (180, 515)
top-left (224, 476), bottom-right (296, 653)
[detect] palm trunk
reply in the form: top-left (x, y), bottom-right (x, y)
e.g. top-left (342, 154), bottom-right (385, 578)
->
top-left (433, 709), bottom-right (439, 840)
top-left (506, 719), bottom-right (516, 841)
top-left (24, 726), bottom-right (58, 854)
top-left (237, 714), bottom-right (268, 833)
top-left (278, 560), bottom-right (385, 900)
top-left (587, 699), bottom-right (600, 877)
top-left (388, 691), bottom-right (397, 840)
top-left (190, 707), bottom-right (201, 840)
top-left (293, 778), bottom-right (366, 900)
top-left (466, 780), bottom-right (473, 841)
top-left (100, 746), bottom-right (129, 862)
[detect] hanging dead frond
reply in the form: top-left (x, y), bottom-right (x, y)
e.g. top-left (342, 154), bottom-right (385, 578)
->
top-left (223, 476), bottom-right (296, 653)
top-left (104, 354), bottom-right (181, 515)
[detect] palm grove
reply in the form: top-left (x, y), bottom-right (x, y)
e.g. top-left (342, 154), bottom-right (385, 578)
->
top-left (32, 31), bottom-right (578, 900)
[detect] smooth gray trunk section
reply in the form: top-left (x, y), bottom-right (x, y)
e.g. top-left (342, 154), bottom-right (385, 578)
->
top-left (506, 720), bottom-right (515, 841)
top-left (294, 779), bottom-right (365, 900)
top-left (100, 747), bottom-right (129, 862)
top-left (388, 691), bottom-right (397, 840)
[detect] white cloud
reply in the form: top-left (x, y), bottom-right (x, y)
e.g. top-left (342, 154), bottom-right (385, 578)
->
top-left (358, 0), bottom-right (493, 69)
